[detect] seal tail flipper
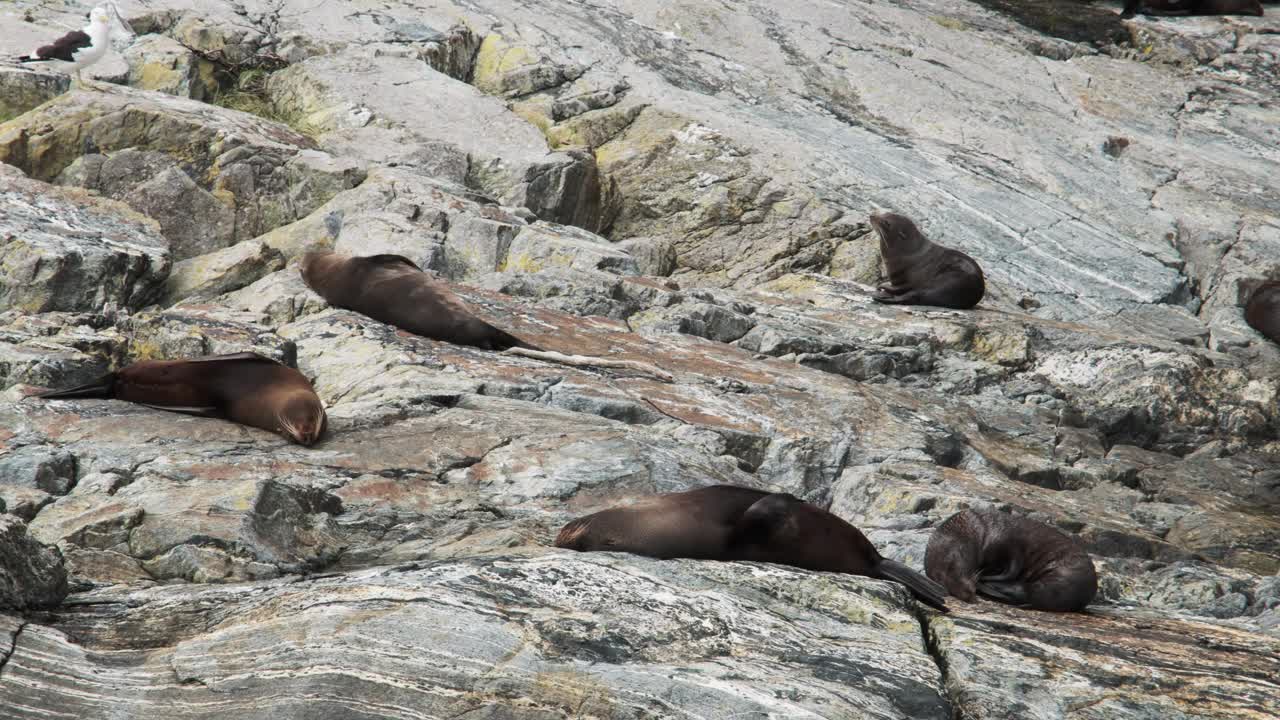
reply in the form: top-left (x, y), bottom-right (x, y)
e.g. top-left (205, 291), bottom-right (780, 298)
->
top-left (473, 322), bottom-right (540, 352)
top-left (976, 580), bottom-right (1029, 605)
top-left (35, 374), bottom-right (117, 399)
top-left (501, 332), bottom-right (542, 352)
top-left (876, 559), bottom-right (950, 613)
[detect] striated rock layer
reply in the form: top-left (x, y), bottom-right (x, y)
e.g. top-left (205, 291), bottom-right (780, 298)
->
top-left (1, 0), bottom-right (1278, 718)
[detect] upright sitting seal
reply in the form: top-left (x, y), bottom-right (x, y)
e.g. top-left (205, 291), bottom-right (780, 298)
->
top-left (555, 485), bottom-right (949, 612)
top-left (1121, 0), bottom-right (1263, 17)
top-left (36, 353), bottom-right (327, 446)
top-left (869, 212), bottom-right (985, 309)
top-left (300, 252), bottom-right (537, 351)
top-left (1245, 280), bottom-right (1280, 345)
top-left (925, 509), bottom-right (1097, 612)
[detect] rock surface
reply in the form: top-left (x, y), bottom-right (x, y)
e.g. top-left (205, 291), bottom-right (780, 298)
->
top-left (0, 516), bottom-right (68, 609)
top-left (1, 0), bottom-right (1278, 719)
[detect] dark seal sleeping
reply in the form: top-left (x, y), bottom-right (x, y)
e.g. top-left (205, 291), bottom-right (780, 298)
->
top-left (869, 212), bottom-right (985, 310)
top-left (1244, 279), bottom-right (1280, 345)
top-left (555, 485), bottom-right (949, 612)
top-left (1121, 0), bottom-right (1263, 18)
top-left (925, 509), bottom-right (1097, 612)
top-left (35, 352), bottom-right (327, 446)
top-left (300, 251), bottom-right (538, 351)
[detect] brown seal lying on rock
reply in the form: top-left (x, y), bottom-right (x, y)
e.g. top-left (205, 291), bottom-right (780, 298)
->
top-left (300, 251), bottom-right (538, 351)
top-left (925, 509), bottom-right (1097, 612)
top-left (36, 352), bottom-right (327, 446)
top-left (1121, 0), bottom-right (1263, 18)
top-left (869, 212), bottom-right (985, 310)
top-left (555, 484), bottom-right (949, 612)
top-left (1244, 279), bottom-right (1280, 345)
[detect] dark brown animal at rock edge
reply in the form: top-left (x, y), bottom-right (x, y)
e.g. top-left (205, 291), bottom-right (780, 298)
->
top-left (555, 484), bottom-right (949, 612)
top-left (925, 509), bottom-right (1097, 612)
top-left (1121, 0), bottom-right (1263, 18)
top-left (300, 251), bottom-right (538, 351)
top-left (1244, 279), bottom-right (1280, 345)
top-left (36, 352), bottom-right (327, 446)
top-left (869, 212), bottom-right (985, 310)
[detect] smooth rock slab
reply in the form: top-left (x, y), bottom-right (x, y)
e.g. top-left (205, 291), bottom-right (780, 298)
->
top-left (0, 554), bottom-right (948, 719)
top-left (0, 173), bottom-right (170, 313)
top-left (929, 601), bottom-right (1280, 720)
top-left (0, 515), bottom-right (68, 609)
top-left (0, 85), bottom-right (366, 257)
top-left (0, 67), bottom-right (67, 124)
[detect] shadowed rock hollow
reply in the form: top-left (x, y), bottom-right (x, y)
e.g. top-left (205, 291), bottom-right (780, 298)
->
top-left (1, 1), bottom-right (1278, 718)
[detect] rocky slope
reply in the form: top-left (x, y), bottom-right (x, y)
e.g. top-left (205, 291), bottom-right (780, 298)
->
top-left (1, 1), bottom-right (1278, 718)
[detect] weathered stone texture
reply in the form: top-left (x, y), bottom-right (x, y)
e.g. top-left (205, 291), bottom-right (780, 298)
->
top-left (0, 0), bottom-right (1278, 718)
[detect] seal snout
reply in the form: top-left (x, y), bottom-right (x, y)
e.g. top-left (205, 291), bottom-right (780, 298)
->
top-left (554, 518), bottom-right (592, 550)
top-left (278, 397), bottom-right (328, 446)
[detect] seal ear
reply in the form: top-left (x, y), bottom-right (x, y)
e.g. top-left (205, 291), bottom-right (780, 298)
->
top-left (728, 493), bottom-right (801, 548)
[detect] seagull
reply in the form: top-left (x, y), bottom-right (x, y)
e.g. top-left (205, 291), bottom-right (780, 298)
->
top-left (17, 5), bottom-right (115, 87)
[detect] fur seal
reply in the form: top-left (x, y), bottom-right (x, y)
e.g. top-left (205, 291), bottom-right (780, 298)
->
top-left (1245, 280), bottom-right (1280, 345)
top-left (924, 509), bottom-right (1097, 612)
top-left (36, 352), bottom-right (326, 446)
top-left (869, 212), bottom-right (985, 310)
top-left (555, 485), bottom-right (949, 612)
top-left (1121, 0), bottom-right (1263, 17)
top-left (300, 251), bottom-right (537, 351)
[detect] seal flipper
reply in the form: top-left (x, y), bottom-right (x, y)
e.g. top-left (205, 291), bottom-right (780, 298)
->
top-left (872, 288), bottom-right (926, 305)
top-left (976, 580), bottom-right (1029, 605)
top-left (726, 493), bottom-right (801, 549)
top-left (876, 559), bottom-right (950, 613)
top-left (36, 373), bottom-right (117, 399)
top-left (137, 403), bottom-right (223, 418)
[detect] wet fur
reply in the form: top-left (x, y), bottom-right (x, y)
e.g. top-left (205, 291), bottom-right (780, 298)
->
top-left (300, 252), bottom-right (537, 351)
top-left (870, 213), bottom-right (985, 310)
top-left (555, 485), bottom-right (948, 611)
top-left (925, 509), bottom-right (1097, 612)
top-left (37, 353), bottom-right (327, 446)
top-left (1244, 280), bottom-right (1280, 345)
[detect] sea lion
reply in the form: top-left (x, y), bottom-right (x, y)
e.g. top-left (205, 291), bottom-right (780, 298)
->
top-left (1121, 0), bottom-right (1263, 17)
top-left (1245, 280), bottom-right (1280, 344)
top-left (36, 352), bottom-right (326, 446)
top-left (300, 251), bottom-right (537, 351)
top-left (555, 485), bottom-right (949, 612)
top-left (924, 509), bottom-right (1097, 612)
top-left (869, 212), bottom-right (985, 310)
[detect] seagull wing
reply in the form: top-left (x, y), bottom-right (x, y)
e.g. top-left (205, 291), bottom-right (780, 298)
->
top-left (19, 30), bottom-right (91, 62)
